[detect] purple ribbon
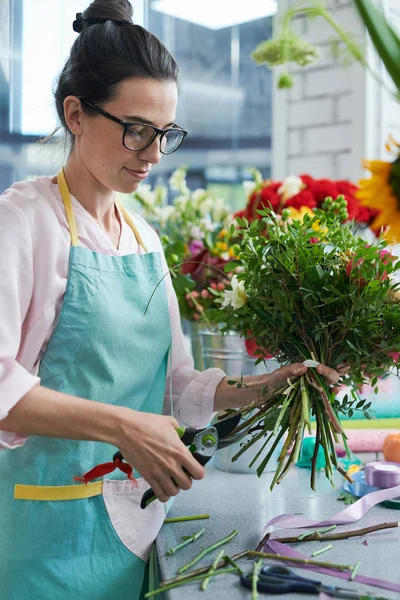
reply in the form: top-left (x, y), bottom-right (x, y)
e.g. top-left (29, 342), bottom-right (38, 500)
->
top-left (263, 482), bottom-right (400, 593)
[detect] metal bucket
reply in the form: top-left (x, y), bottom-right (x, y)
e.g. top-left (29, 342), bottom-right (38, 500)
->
top-left (200, 329), bottom-right (282, 474)
top-left (181, 319), bottom-right (206, 371)
top-left (200, 329), bottom-right (278, 377)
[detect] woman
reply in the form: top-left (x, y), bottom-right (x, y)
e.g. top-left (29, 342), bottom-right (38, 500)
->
top-left (0, 1), bottom-right (341, 598)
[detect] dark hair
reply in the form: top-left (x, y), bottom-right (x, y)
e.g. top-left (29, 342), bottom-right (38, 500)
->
top-left (54, 0), bottom-right (179, 141)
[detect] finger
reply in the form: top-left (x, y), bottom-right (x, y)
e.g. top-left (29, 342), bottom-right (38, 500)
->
top-left (337, 363), bottom-right (350, 374)
top-left (316, 364), bottom-right (340, 384)
top-left (158, 473), bottom-right (181, 498)
top-left (279, 363), bottom-right (307, 378)
top-left (181, 454), bottom-right (206, 480)
top-left (150, 480), bottom-right (171, 504)
top-left (331, 386), bottom-right (340, 395)
top-left (171, 467), bottom-right (193, 491)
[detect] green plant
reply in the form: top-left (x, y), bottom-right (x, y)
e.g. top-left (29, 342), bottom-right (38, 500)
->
top-left (213, 199), bottom-right (400, 489)
top-left (252, 0), bottom-right (400, 101)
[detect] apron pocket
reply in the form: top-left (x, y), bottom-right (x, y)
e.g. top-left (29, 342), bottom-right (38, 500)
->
top-left (102, 479), bottom-right (166, 562)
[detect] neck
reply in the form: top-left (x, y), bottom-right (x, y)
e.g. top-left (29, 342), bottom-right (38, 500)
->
top-left (63, 153), bottom-right (116, 225)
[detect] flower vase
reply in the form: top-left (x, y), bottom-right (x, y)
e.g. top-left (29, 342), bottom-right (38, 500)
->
top-left (200, 329), bottom-right (281, 474)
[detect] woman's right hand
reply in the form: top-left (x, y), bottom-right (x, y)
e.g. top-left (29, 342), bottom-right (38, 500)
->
top-left (116, 409), bottom-right (206, 503)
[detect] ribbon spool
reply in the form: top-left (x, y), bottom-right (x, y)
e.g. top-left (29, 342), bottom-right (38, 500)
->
top-left (364, 460), bottom-right (400, 488)
top-left (343, 463), bottom-right (400, 510)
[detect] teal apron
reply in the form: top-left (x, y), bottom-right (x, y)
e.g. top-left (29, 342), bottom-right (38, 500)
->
top-left (0, 170), bottom-right (171, 599)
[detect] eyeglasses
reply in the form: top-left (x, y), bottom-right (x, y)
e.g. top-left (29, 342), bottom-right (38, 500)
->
top-left (80, 99), bottom-right (188, 155)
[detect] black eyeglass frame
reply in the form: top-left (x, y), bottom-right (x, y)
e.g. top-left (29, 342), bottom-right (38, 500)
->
top-left (80, 99), bottom-right (188, 155)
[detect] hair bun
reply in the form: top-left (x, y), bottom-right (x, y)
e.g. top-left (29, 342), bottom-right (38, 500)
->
top-left (74, 0), bottom-right (133, 33)
top-left (72, 13), bottom-right (85, 33)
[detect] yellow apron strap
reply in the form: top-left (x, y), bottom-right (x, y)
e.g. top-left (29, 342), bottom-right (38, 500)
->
top-left (57, 168), bottom-right (79, 247)
top-left (14, 481), bottom-right (103, 501)
top-left (57, 168), bottom-right (148, 253)
top-left (117, 201), bottom-right (148, 254)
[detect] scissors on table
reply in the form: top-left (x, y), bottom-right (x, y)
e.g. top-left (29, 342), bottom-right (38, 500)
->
top-left (240, 565), bottom-right (366, 599)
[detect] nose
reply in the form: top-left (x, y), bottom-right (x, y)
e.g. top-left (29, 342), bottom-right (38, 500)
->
top-left (137, 135), bottom-right (163, 166)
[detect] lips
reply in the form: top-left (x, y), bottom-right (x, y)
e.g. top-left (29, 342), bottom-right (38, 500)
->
top-left (124, 167), bottom-right (150, 180)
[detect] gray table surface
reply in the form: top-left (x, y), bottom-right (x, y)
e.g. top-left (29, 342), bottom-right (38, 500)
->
top-left (156, 453), bottom-right (400, 599)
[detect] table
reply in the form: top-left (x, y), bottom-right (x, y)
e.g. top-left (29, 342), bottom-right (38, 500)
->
top-left (156, 454), bottom-right (400, 599)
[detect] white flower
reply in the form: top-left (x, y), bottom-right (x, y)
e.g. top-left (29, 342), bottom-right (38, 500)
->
top-left (192, 188), bottom-right (207, 204)
top-left (243, 180), bottom-right (257, 197)
top-left (197, 196), bottom-right (214, 216)
top-left (135, 184), bottom-right (157, 207)
top-left (169, 166), bottom-right (190, 195)
top-left (211, 197), bottom-right (230, 223)
top-left (190, 225), bottom-right (205, 240)
top-left (221, 290), bottom-right (233, 308)
top-left (221, 251), bottom-right (230, 261)
top-left (202, 219), bottom-right (215, 232)
top-left (173, 195), bottom-right (188, 209)
top-left (278, 175), bottom-right (305, 202)
top-left (221, 275), bottom-right (248, 310)
top-left (155, 205), bottom-right (174, 226)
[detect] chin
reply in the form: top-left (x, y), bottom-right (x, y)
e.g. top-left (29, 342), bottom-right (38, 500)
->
top-left (117, 180), bottom-right (141, 194)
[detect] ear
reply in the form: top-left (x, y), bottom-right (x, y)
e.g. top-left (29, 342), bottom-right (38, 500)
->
top-left (63, 96), bottom-right (85, 136)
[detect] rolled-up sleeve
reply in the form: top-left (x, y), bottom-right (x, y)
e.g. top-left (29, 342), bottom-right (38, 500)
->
top-left (0, 201), bottom-right (40, 448)
top-left (163, 286), bottom-right (225, 428)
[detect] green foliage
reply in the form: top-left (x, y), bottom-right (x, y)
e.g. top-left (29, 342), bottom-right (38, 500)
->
top-left (257, 0), bottom-right (400, 103)
top-left (217, 203), bottom-right (400, 401)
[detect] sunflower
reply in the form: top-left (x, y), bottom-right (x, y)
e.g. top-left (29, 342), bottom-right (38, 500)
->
top-left (356, 136), bottom-right (400, 243)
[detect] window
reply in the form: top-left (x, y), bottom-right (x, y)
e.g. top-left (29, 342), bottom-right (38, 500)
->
top-left (146, 1), bottom-right (274, 211)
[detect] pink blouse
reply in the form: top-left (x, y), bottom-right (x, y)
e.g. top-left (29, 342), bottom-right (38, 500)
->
top-left (0, 177), bottom-right (224, 449)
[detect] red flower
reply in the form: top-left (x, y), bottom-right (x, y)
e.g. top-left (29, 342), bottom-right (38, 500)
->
top-left (233, 209), bottom-right (246, 222)
top-left (258, 183), bottom-right (281, 211)
top-left (300, 174), bottom-right (314, 188)
top-left (242, 182), bottom-right (281, 222)
top-left (345, 196), bottom-right (362, 221)
top-left (245, 335), bottom-right (274, 359)
top-left (285, 189), bottom-right (317, 210)
top-left (310, 179), bottom-right (339, 205)
top-left (181, 248), bottom-right (227, 289)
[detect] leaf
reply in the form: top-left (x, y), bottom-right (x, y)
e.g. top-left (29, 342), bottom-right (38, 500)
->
top-left (346, 340), bottom-right (358, 351)
top-left (224, 261), bottom-right (240, 273)
top-left (173, 274), bottom-right (196, 295)
top-left (236, 216), bottom-right (248, 228)
top-left (354, 0), bottom-right (400, 91)
top-left (337, 491), bottom-right (358, 505)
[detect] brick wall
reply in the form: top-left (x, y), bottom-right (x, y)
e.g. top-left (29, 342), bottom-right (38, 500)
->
top-left (272, 0), bottom-right (400, 182)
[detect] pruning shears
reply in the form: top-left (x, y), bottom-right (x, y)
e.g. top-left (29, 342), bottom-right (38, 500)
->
top-left (138, 412), bottom-right (242, 509)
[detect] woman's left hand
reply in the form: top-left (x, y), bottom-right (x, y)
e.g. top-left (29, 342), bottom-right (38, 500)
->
top-left (267, 362), bottom-right (343, 395)
top-left (214, 362), bottom-right (346, 411)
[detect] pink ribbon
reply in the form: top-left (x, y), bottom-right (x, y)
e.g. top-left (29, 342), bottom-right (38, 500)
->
top-left (263, 483), bottom-right (400, 594)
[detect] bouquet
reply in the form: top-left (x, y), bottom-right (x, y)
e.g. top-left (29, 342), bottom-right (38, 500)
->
top-left (127, 166), bottom-right (236, 321)
top-left (213, 197), bottom-right (400, 490)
